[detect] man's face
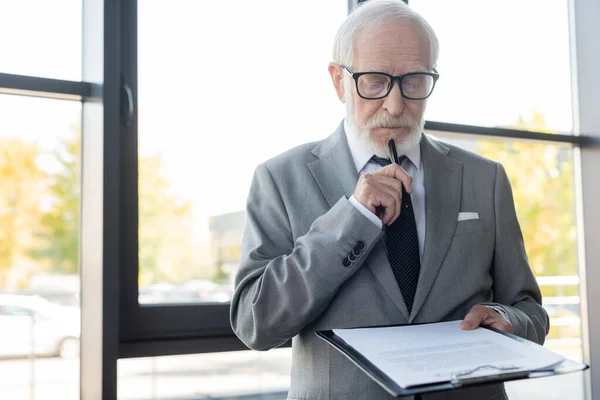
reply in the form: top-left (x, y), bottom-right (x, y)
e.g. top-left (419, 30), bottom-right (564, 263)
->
top-left (331, 21), bottom-right (432, 156)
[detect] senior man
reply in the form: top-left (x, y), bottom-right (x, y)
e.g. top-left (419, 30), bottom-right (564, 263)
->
top-left (230, 1), bottom-right (549, 399)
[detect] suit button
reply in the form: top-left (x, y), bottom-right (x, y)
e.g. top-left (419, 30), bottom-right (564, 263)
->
top-left (342, 258), bottom-right (351, 267)
top-left (356, 241), bottom-right (365, 250)
top-left (348, 253), bottom-right (356, 262)
top-left (352, 248), bottom-right (361, 257)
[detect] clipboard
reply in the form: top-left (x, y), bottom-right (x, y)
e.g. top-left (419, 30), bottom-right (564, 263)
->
top-left (316, 326), bottom-right (588, 398)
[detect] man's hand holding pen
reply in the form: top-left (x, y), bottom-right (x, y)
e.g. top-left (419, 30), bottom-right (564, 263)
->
top-left (353, 163), bottom-right (413, 226)
top-left (353, 139), bottom-right (413, 226)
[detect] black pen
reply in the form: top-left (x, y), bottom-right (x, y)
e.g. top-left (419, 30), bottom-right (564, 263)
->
top-left (378, 140), bottom-right (404, 224)
top-left (389, 138), bottom-right (408, 198)
top-left (376, 139), bottom-right (400, 223)
top-left (388, 139), bottom-right (399, 165)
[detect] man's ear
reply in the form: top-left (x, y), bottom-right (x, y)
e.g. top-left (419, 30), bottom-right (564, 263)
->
top-left (328, 62), bottom-right (346, 103)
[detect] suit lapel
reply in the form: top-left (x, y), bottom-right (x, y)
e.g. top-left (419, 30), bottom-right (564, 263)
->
top-left (409, 135), bottom-right (463, 322)
top-left (307, 123), bottom-right (358, 208)
top-left (308, 122), bottom-right (409, 319)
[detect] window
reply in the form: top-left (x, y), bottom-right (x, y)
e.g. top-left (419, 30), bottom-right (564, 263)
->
top-left (135, 1), bottom-right (347, 307)
top-left (506, 373), bottom-right (585, 399)
top-left (0, 95), bottom-right (81, 399)
top-left (410, 0), bottom-right (573, 133)
top-left (0, 1), bottom-right (82, 81)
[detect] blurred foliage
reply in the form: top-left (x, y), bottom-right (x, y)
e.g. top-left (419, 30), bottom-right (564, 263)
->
top-left (138, 152), bottom-right (195, 286)
top-left (0, 139), bottom-right (47, 286)
top-left (548, 322), bottom-right (581, 341)
top-left (27, 136), bottom-right (80, 274)
top-left (540, 285), bottom-right (579, 298)
top-left (0, 132), bottom-right (196, 288)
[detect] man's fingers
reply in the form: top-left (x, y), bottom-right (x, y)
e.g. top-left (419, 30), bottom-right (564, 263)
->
top-left (460, 305), bottom-right (515, 334)
top-left (376, 175), bottom-right (404, 196)
top-left (361, 186), bottom-right (398, 225)
top-left (460, 312), bottom-right (483, 330)
top-left (460, 306), bottom-right (490, 330)
top-left (374, 185), bottom-right (401, 225)
top-left (485, 317), bottom-right (515, 334)
top-left (375, 164), bottom-right (413, 193)
top-left (355, 174), bottom-right (403, 224)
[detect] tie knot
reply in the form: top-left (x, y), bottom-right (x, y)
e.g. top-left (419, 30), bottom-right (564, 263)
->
top-left (371, 155), bottom-right (407, 167)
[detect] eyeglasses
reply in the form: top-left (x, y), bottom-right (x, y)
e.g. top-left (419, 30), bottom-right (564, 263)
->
top-left (342, 65), bottom-right (439, 100)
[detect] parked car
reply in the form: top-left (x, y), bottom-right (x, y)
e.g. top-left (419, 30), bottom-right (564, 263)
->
top-left (173, 280), bottom-right (232, 303)
top-left (16, 288), bottom-right (79, 307)
top-left (0, 293), bottom-right (80, 359)
top-left (138, 281), bottom-right (233, 304)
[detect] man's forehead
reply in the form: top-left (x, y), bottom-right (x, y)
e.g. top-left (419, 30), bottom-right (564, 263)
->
top-left (351, 20), bottom-right (431, 69)
top-left (353, 39), bottom-right (430, 73)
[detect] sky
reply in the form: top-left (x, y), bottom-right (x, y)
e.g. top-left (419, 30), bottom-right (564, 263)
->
top-left (0, 0), bottom-right (575, 243)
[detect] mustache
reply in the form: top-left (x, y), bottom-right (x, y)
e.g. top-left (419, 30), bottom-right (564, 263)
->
top-left (365, 113), bottom-right (420, 130)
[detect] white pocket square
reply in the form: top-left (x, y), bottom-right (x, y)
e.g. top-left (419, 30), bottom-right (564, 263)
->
top-left (458, 212), bottom-right (479, 221)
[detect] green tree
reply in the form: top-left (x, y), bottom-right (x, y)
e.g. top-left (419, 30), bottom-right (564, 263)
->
top-left (27, 135), bottom-right (196, 285)
top-left (138, 153), bottom-right (195, 285)
top-left (0, 138), bottom-right (48, 287)
top-left (28, 136), bottom-right (80, 273)
top-left (477, 112), bottom-right (577, 277)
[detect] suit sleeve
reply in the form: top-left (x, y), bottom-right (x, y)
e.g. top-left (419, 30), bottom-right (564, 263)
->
top-left (230, 163), bottom-right (383, 350)
top-left (483, 163), bottom-right (550, 344)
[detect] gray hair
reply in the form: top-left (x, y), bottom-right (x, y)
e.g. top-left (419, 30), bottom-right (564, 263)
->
top-left (333, 0), bottom-right (439, 69)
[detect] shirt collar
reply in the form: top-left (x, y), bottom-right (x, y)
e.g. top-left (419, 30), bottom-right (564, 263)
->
top-left (343, 118), bottom-right (422, 173)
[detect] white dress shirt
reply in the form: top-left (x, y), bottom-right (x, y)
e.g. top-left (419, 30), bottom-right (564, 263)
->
top-left (344, 119), bottom-right (426, 257)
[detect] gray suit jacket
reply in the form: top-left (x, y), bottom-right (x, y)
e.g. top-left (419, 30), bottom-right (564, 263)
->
top-left (230, 122), bottom-right (549, 400)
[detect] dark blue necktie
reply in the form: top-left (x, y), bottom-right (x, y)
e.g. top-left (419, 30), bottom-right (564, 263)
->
top-left (371, 155), bottom-right (421, 313)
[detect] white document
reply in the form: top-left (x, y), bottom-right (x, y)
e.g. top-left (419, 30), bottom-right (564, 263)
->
top-left (333, 320), bottom-right (564, 388)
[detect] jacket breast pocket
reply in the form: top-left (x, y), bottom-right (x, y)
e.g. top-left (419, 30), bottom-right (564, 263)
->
top-left (454, 219), bottom-right (484, 236)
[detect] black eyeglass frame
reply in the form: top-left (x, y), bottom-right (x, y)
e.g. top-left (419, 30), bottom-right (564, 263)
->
top-left (342, 65), bottom-right (440, 100)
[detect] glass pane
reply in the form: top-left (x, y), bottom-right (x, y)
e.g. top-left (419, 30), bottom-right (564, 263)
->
top-left (118, 348), bottom-right (292, 399)
top-left (410, 0), bottom-right (573, 133)
top-left (506, 374), bottom-right (584, 400)
top-left (137, 0), bottom-right (347, 304)
top-left (0, 95), bottom-right (81, 399)
top-left (0, 1), bottom-right (82, 81)
top-left (431, 132), bottom-right (583, 399)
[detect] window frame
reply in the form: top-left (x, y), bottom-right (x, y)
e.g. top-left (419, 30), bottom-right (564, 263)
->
top-left (569, 0), bottom-right (600, 398)
top-left (116, 0), bottom-right (236, 347)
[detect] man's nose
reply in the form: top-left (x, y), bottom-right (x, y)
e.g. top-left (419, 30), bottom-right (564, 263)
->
top-left (382, 81), bottom-right (405, 117)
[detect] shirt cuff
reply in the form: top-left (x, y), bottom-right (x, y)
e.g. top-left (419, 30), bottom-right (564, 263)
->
top-left (349, 195), bottom-right (383, 230)
top-left (485, 305), bottom-right (510, 322)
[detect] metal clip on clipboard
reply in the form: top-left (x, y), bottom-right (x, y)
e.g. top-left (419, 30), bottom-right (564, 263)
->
top-left (450, 364), bottom-right (531, 387)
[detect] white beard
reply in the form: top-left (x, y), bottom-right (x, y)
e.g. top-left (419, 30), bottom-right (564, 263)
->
top-left (345, 92), bottom-right (424, 158)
